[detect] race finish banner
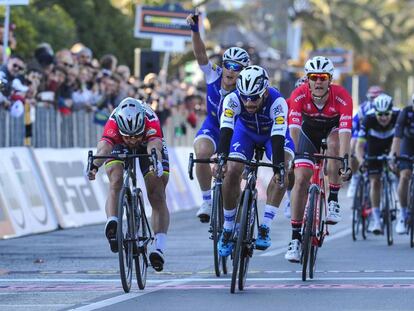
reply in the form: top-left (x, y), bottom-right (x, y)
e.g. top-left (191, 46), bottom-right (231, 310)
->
top-left (134, 3), bottom-right (193, 52)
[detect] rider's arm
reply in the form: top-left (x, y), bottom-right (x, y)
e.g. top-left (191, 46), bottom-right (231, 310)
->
top-left (270, 97), bottom-right (288, 167)
top-left (93, 140), bottom-right (113, 168)
top-left (216, 93), bottom-right (241, 156)
top-left (355, 116), bottom-right (368, 164)
top-left (187, 13), bottom-right (208, 66)
top-left (390, 107), bottom-right (406, 156)
top-left (287, 91), bottom-right (302, 148)
top-left (147, 138), bottom-right (163, 161)
top-left (338, 89), bottom-right (353, 158)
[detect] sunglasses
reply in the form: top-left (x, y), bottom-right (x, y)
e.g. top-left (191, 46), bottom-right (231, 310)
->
top-left (63, 62), bottom-right (74, 68)
top-left (240, 92), bottom-right (262, 102)
top-left (376, 111), bottom-right (391, 117)
top-left (120, 132), bottom-right (144, 139)
top-left (223, 61), bottom-right (243, 72)
top-left (308, 73), bottom-right (330, 82)
top-left (13, 63), bottom-right (25, 71)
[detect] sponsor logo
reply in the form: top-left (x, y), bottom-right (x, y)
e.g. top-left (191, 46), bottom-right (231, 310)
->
top-left (212, 63), bottom-right (217, 71)
top-left (273, 104), bottom-right (284, 115)
top-left (335, 96), bottom-right (347, 106)
top-left (306, 103), bottom-right (312, 110)
top-left (228, 100), bottom-right (238, 109)
top-left (289, 111), bottom-right (301, 117)
top-left (340, 115), bottom-right (352, 120)
top-left (294, 94), bottom-right (306, 102)
top-left (232, 142), bottom-right (241, 151)
top-left (223, 120), bottom-right (233, 125)
top-left (292, 117), bottom-right (300, 123)
top-left (107, 129), bottom-right (116, 137)
top-left (340, 121), bottom-right (348, 127)
top-left (275, 116), bottom-right (285, 124)
top-left (147, 128), bottom-right (157, 136)
top-left (224, 108), bottom-right (234, 118)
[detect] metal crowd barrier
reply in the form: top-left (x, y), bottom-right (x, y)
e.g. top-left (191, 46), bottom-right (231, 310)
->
top-left (0, 106), bottom-right (201, 148)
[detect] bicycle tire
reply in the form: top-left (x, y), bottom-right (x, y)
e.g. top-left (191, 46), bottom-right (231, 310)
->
top-left (239, 194), bottom-right (256, 290)
top-left (352, 176), bottom-right (363, 241)
top-left (302, 187), bottom-right (316, 282)
top-left (410, 179), bottom-right (414, 248)
top-left (212, 184), bottom-right (223, 277)
top-left (383, 178), bottom-right (393, 246)
top-left (230, 190), bottom-right (249, 293)
top-left (135, 189), bottom-right (148, 290)
top-left (310, 191), bottom-right (324, 279)
top-left (117, 187), bottom-right (133, 293)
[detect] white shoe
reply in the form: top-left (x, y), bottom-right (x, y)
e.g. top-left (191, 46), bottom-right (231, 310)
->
top-left (371, 219), bottom-right (382, 235)
top-left (396, 217), bottom-right (406, 234)
top-left (285, 239), bottom-right (301, 263)
top-left (196, 201), bottom-right (211, 223)
top-left (326, 201), bottom-right (342, 224)
top-left (346, 176), bottom-right (358, 198)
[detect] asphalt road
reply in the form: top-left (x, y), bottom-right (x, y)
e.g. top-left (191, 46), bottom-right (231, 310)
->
top-left (1, 191), bottom-right (414, 311)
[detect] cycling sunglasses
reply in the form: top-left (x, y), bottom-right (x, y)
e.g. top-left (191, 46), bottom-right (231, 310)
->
top-left (308, 73), bottom-right (330, 82)
top-left (240, 92), bottom-right (262, 102)
top-left (375, 111), bottom-right (392, 117)
top-left (120, 132), bottom-right (144, 139)
top-left (223, 61), bottom-right (244, 72)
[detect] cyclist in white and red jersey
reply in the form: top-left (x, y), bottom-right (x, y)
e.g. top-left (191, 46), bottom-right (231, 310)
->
top-left (87, 97), bottom-right (169, 272)
top-left (285, 56), bottom-right (353, 262)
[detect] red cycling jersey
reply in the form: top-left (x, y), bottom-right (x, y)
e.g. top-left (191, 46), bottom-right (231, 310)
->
top-left (100, 105), bottom-right (163, 146)
top-left (287, 83), bottom-right (353, 133)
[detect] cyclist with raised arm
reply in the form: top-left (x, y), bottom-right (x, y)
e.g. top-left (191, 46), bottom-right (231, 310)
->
top-left (285, 56), bottom-right (353, 262)
top-left (87, 97), bottom-right (169, 272)
top-left (186, 11), bottom-right (250, 223)
top-left (348, 85), bottom-right (384, 197)
top-left (355, 94), bottom-right (399, 234)
top-left (214, 65), bottom-right (294, 255)
top-left (389, 95), bottom-right (414, 234)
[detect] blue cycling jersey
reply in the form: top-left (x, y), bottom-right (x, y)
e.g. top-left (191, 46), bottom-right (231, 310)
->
top-left (352, 100), bottom-right (374, 138)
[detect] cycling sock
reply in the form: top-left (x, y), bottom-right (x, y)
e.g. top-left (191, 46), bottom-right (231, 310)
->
top-left (287, 189), bottom-right (291, 201)
top-left (201, 190), bottom-right (212, 204)
top-left (291, 219), bottom-right (302, 241)
top-left (223, 208), bottom-right (236, 230)
top-left (400, 207), bottom-right (408, 220)
top-left (262, 204), bottom-right (278, 227)
top-left (372, 207), bottom-right (381, 222)
top-left (155, 233), bottom-right (167, 253)
top-left (328, 183), bottom-right (341, 202)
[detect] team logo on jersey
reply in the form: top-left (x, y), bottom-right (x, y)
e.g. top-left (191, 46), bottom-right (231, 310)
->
top-left (147, 128), bottom-right (157, 136)
top-left (224, 108), bottom-right (234, 118)
top-left (275, 116), bottom-right (285, 124)
top-left (212, 63), bottom-right (218, 71)
top-left (228, 100), bottom-right (238, 109)
top-left (273, 104), bottom-right (284, 115)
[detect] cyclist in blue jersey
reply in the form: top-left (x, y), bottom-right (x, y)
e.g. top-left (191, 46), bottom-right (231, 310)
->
top-left (348, 85), bottom-right (383, 197)
top-left (214, 65), bottom-right (295, 255)
top-left (187, 11), bottom-right (250, 223)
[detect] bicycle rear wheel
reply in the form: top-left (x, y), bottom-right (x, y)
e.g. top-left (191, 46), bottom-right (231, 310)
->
top-left (302, 187), bottom-right (317, 282)
top-left (212, 184), bottom-right (225, 277)
top-left (230, 190), bottom-right (249, 293)
top-left (239, 195), bottom-right (256, 290)
top-left (135, 189), bottom-right (148, 290)
top-left (117, 187), bottom-right (134, 293)
top-left (352, 176), bottom-right (363, 241)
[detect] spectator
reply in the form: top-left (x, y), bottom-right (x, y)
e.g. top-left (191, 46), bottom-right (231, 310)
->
top-left (0, 54), bottom-right (26, 106)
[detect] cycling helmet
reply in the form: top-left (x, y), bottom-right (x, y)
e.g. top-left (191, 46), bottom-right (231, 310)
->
top-left (115, 97), bottom-right (146, 136)
top-left (304, 56), bottom-right (334, 76)
top-left (373, 94), bottom-right (393, 113)
top-left (223, 47), bottom-right (250, 67)
top-left (295, 75), bottom-right (308, 88)
top-left (236, 65), bottom-right (269, 96)
top-left (366, 85), bottom-right (383, 100)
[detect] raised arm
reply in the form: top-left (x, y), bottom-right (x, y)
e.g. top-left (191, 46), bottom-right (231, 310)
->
top-left (186, 11), bottom-right (209, 66)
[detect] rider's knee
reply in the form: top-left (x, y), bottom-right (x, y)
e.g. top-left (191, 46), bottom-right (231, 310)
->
top-left (400, 169), bottom-right (411, 182)
top-left (194, 140), bottom-right (214, 158)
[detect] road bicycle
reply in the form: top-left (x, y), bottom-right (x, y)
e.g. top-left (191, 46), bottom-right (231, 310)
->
top-left (297, 140), bottom-right (348, 281)
top-left (188, 153), bottom-right (228, 277)
top-left (395, 155), bottom-right (414, 247)
top-left (365, 155), bottom-right (397, 246)
top-left (87, 148), bottom-right (156, 292)
top-left (351, 165), bottom-right (371, 241)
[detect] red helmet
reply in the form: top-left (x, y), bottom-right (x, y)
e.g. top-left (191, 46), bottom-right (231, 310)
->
top-left (366, 85), bottom-right (383, 100)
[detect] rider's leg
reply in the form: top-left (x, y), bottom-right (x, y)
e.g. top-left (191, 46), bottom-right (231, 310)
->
top-left (222, 161), bottom-right (244, 230)
top-left (369, 174), bottom-right (382, 233)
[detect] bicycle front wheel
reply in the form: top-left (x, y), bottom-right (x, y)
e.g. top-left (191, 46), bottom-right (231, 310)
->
top-left (135, 189), bottom-right (148, 290)
top-left (302, 187), bottom-right (317, 282)
top-left (117, 187), bottom-right (134, 293)
top-left (310, 190), bottom-right (324, 279)
top-left (382, 178), bottom-right (393, 246)
top-left (212, 184), bottom-right (225, 277)
top-left (352, 176), bottom-right (363, 241)
top-left (230, 190), bottom-right (249, 293)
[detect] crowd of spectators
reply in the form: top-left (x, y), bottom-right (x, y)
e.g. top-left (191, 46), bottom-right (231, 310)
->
top-left (0, 42), bottom-right (206, 142)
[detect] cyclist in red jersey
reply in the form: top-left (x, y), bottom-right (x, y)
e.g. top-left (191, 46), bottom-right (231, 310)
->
top-left (87, 97), bottom-right (169, 272)
top-left (285, 56), bottom-right (353, 262)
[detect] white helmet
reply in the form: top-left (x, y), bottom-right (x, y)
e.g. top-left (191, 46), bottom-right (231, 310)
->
top-left (304, 56), bottom-right (334, 76)
top-left (115, 97), bottom-right (146, 136)
top-left (373, 94), bottom-right (393, 113)
top-left (236, 65), bottom-right (269, 96)
top-left (223, 47), bottom-right (250, 67)
top-left (295, 75), bottom-right (308, 88)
